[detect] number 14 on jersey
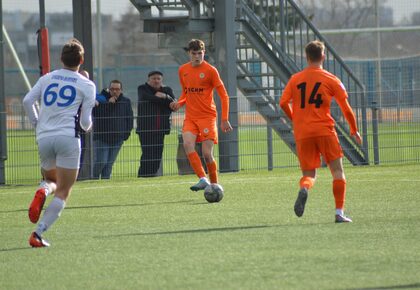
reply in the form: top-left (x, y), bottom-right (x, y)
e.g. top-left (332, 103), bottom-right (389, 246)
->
top-left (297, 82), bottom-right (323, 109)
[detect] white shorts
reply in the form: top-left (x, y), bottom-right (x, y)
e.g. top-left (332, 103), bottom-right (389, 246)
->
top-left (37, 136), bottom-right (81, 170)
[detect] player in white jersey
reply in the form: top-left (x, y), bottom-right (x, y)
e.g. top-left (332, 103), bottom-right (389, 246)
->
top-left (22, 38), bottom-right (96, 247)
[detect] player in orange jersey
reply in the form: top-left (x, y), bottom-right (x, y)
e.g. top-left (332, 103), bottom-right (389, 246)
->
top-left (280, 40), bottom-right (362, 223)
top-left (170, 39), bottom-right (233, 191)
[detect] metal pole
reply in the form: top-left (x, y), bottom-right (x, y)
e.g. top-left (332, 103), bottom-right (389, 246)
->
top-left (372, 101), bottom-right (380, 165)
top-left (375, 0), bottom-right (383, 122)
top-left (73, 0), bottom-right (94, 180)
top-left (267, 124), bottom-right (273, 171)
top-left (214, 0), bottom-right (239, 172)
top-left (2, 25), bottom-right (31, 91)
top-left (280, 0), bottom-right (286, 51)
top-left (40, 0), bottom-right (45, 28)
top-left (96, 0), bottom-right (103, 90)
top-left (397, 61), bottom-right (402, 123)
top-left (0, 0), bottom-right (8, 184)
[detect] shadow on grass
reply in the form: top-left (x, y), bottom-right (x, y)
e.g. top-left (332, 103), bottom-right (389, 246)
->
top-left (0, 199), bottom-right (196, 214)
top-left (0, 247), bottom-right (35, 252)
top-left (97, 224), bottom-right (274, 239)
top-left (345, 283), bottom-right (420, 290)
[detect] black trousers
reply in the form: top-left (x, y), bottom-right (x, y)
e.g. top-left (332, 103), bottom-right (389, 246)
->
top-left (137, 131), bottom-right (165, 177)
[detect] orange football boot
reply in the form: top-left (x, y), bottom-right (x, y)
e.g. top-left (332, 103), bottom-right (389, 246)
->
top-left (29, 232), bottom-right (50, 247)
top-left (28, 188), bottom-right (46, 223)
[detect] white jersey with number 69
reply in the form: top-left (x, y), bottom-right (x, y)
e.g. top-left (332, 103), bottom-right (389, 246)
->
top-left (23, 68), bottom-right (96, 141)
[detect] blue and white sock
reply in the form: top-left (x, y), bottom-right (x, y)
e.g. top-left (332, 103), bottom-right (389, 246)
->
top-left (35, 197), bottom-right (66, 235)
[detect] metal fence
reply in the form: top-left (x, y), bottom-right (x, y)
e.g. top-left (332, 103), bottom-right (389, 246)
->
top-left (3, 88), bottom-right (420, 185)
top-left (2, 56), bottom-right (420, 184)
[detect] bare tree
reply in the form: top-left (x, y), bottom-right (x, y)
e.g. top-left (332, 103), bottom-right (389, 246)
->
top-left (296, 0), bottom-right (394, 58)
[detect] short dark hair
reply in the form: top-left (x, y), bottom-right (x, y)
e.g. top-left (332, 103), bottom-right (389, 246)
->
top-left (109, 80), bottom-right (123, 90)
top-left (305, 40), bottom-right (325, 62)
top-left (187, 39), bottom-right (205, 51)
top-left (148, 71), bottom-right (163, 77)
top-left (61, 38), bottom-right (84, 67)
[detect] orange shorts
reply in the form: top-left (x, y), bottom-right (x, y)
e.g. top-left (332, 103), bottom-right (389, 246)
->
top-left (182, 118), bottom-right (218, 144)
top-left (296, 134), bottom-right (343, 170)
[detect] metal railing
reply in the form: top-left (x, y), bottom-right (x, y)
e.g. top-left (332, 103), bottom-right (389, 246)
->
top-left (3, 94), bottom-right (419, 185)
top-left (237, 0), bottom-right (368, 164)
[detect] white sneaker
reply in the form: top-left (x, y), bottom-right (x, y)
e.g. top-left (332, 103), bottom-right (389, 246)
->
top-left (190, 178), bottom-right (210, 191)
top-left (335, 215), bottom-right (353, 223)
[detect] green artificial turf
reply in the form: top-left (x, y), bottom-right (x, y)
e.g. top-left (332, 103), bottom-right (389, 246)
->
top-left (1, 164), bottom-right (419, 289)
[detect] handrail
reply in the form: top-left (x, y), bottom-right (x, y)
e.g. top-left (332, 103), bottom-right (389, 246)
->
top-left (285, 0), bottom-right (366, 90)
top-left (237, 0), bottom-right (368, 163)
top-left (238, 1), bottom-right (299, 74)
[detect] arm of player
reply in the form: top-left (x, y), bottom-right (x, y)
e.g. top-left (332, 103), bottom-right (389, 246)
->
top-left (215, 85), bottom-right (233, 132)
top-left (279, 101), bottom-right (293, 121)
top-left (336, 98), bottom-right (362, 144)
top-left (279, 82), bottom-right (293, 120)
top-left (22, 80), bottom-right (42, 126)
top-left (170, 94), bottom-right (185, 112)
top-left (79, 83), bottom-right (96, 132)
top-left (171, 71), bottom-right (187, 112)
top-left (215, 85), bottom-right (230, 121)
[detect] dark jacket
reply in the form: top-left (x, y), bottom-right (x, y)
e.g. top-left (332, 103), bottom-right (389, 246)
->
top-left (136, 83), bottom-right (175, 135)
top-left (93, 89), bottom-right (133, 144)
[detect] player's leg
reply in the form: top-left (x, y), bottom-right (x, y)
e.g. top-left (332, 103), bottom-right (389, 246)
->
top-left (29, 138), bottom-right (57, 224)
top-left (202, 139), bottom-right (217, 184)
top-left (28, 170), bottom-right (57, 247)
top-left (200, 119), bottom-right (218, 184)
top-left (28, 168), bottom-right (57, 224)
top-left (294, 169), bottom-right (316, 217)
top-left (32, 167), bottom-right (77, 244)
top-left (182, 119), bottom-right (209, 190)
top-left (183, 131), bottom-right (209, 191)
top-left (328, 158), bottom-right (352, 222)
top-left (322, 135), bottom-right (351, 223)
top-left (40, 168), bottom-right (58, 194)
top-left (294, 138), bottom-right (320, 217)
top-left (29, 136), bottom-right (80, 247)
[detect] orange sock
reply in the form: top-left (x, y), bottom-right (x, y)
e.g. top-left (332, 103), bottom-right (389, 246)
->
top-left (299, 176), bottom-right (315, 190)
top-left (206, 161), bottom-right (218, 184)
top-left (333, 179), bottom-right (346, 210)
top-left (187, 152), bottom-right (206, 178)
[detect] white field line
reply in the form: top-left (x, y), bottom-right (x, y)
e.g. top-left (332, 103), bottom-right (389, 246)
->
top-left (1, 177), bottom-right (419, 196)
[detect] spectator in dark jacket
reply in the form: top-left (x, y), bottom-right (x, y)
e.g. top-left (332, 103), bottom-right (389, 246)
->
top-left (93, 80), bottom-right (133, 179)
top-left (137, 71), bottom-right (176, 177)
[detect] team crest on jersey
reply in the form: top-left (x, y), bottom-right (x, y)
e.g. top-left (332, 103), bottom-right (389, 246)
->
top-left (199, 73), bottom-right (205, 79)
top-left (203, 128), bottom-right (209, 134)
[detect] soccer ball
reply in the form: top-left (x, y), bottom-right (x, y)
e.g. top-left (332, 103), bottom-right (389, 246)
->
top-left (204, 184), bottom-right (224, 203)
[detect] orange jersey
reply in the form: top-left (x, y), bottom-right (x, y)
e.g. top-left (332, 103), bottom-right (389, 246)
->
top-left (178, 61), bottom-right (229, 121)
top-left (280, 67), bottom-right (357, 141)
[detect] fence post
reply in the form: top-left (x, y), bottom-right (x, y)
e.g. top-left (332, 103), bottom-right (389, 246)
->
top-left (267, 125), bottom-right (273, 171)
top-left (371, 101), bottom-right (380, 165)
top-left (73, 0), bottom-right (94, 180)
top-left (0, 1), bottom-right (7, 185)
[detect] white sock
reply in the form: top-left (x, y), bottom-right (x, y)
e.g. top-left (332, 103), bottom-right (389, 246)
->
top-left (35, 197), bottom-right (66, 235)
top-left (200, 177), bottom-right (209, 182)
top-left (39, 180), bottom-right (56, 197)
top-left (336, 209), bottom-right (344, 216)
